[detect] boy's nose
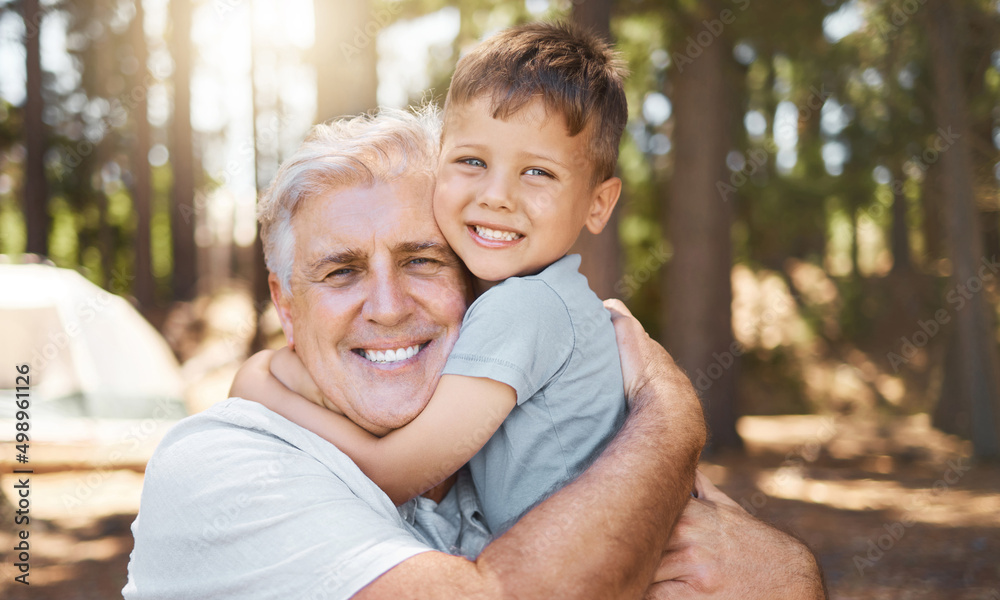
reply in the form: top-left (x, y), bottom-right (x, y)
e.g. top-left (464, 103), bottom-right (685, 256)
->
top-left (478, 173), bottom-right (515, 212)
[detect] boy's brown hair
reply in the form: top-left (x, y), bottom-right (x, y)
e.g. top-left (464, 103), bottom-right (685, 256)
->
top-left (444, 21), bottom-right (628, 185)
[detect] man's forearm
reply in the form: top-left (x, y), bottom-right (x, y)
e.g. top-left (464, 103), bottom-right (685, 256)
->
top-left (475, 370), bottom-right (706, 600)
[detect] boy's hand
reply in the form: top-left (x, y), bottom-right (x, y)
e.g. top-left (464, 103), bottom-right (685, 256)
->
top-left (229, 349), bottom-right (276, 404)
top-left (270, 346), bottom-right (328, 407)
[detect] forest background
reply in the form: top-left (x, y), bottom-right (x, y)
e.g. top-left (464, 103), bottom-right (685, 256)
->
top-left (1, 0), bottom-right (999, 598)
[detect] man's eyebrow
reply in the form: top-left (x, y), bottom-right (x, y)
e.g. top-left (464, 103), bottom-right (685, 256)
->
top-left (395, 241), bottom-right (451, 255)
top-left (306, 248), bottom-right (366, 273)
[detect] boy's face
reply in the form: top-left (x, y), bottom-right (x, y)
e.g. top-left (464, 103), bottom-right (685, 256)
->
top-left (435, 97), bottom-right (620, 281)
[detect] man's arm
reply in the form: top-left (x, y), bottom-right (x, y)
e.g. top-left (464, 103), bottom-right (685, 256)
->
top-left (647, 471), bottom-right (827, 600)
top-left (356, 300), bottom-right (707, 600)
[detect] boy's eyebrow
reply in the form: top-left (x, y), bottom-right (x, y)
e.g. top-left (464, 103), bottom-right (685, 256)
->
top-left (521, 151), bottom-right (569, 169)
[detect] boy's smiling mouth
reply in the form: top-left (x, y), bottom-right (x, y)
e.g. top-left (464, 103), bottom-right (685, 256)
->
top-left (469, 224), bottom-right (525, 245)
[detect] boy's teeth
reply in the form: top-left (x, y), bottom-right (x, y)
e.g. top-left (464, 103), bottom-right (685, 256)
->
top-left (475, 225), bottom-right (521, 242)
top-left (363, 345), bottom-right (420, 363)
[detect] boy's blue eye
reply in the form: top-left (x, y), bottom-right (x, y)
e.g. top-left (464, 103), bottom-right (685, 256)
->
top-left (461, 158), bottom-right (486, 168)
top-left (525, 168), bottom-right (552, 178)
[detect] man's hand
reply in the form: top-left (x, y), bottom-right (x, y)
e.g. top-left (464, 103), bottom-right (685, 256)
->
top-left (647, 471), bottom-right (827, 600)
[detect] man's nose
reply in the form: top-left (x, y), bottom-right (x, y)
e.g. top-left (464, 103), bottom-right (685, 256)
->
top-left (362, 266), bottom-right (413, 327)
top-left (478, 171), bottom-right (516, 212)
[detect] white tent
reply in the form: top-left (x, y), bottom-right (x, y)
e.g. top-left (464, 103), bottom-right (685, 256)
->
top-left (0, 264), bottom-right (186, 421)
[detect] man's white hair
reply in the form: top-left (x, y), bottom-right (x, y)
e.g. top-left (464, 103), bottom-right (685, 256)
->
top-left (257, 106), bottom-right (441, 292)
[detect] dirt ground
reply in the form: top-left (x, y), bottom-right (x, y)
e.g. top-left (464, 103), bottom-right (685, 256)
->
top-left (1, 413), bottom-right (997, 600)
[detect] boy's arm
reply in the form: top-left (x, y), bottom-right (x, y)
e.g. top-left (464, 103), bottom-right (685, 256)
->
top-left (360, 375), bottom-right (516, 503)
top-left (269, 346), bottom-right (327, 407)
top-left (263, 370), bottom-right (516, 505)
top-left (233, 352), bottom-right (516, 506)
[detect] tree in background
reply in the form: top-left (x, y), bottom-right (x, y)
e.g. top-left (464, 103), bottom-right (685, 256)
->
top-left (23, 0), bottom-right (47, 257)
top-left (660, 0), bottom-right (740, 450)
top-left (129, 0), bottom-right (154, 308)
top-left (569, 0), bottom-right (624, 301)
top-left (170, 0), bottom-right (197, 301)
top-left (925, 0), bottom-right (1000, 458)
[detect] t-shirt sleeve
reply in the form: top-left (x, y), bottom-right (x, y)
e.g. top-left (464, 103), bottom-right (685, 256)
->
top-left (442, 277), bottom-right (574, 404)
top-left (123, 406), bottom-right (433, 600)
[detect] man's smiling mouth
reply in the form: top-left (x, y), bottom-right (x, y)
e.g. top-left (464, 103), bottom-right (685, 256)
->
top-left (353, 342), bottom-right (430, 364)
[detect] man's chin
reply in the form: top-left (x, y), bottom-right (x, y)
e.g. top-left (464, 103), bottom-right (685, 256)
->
top-left (341, 368), bottom-right (439, 435)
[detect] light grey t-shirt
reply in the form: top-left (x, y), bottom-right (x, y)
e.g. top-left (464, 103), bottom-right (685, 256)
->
top-left (123, 398), bottom-right (490, 600)
top-left (442, 254), bottom-right (627, 533)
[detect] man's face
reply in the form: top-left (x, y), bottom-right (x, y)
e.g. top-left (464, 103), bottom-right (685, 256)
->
top-left (271, 174), bottom-right (470, 436)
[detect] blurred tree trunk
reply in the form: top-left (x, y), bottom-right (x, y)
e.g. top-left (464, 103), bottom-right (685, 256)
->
top-left (662, 2), bottom-right (741, 452)
top-left (925, 0), bottom-right (1000, 458)
top-left (569, 0), bottom-right (622, 300)
top-left (170, 0), bottom-right (198, 301)
top-left (313, 0), bottom-right (377, 122)
top-left (922, 162), bottom-right (945, 264)
top-left (890, 163), bottom-right (912, 275)
top-left (92, 8), bottom-right (116, 288)
top-left (23, 0), bottom-right (48, 258)
top-left (130, 0), bottom-right (154, 308)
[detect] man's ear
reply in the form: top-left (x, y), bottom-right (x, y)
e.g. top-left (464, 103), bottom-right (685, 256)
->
top-left (584, 176), bottom-right (622, 235)
top-left (269, 273), bottom-right (295, 349)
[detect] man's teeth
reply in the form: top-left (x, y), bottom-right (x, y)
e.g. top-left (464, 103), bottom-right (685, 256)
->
top-left (475, 225), bottom-right (521, 242)
top-left (363, 345), bottom-right (421, 363)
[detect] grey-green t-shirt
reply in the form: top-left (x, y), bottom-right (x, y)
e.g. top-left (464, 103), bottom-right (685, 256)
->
top-left (441, 254), bottom-right (627, 533)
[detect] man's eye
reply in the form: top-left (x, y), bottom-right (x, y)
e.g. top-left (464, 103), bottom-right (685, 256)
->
top-left (326, 268), bottom-right (354, 278)
top-left (460, 158), bottom-right (486, 168)
top-left (525, 168), bottom-right (553, 178)
top-left (406, 257), bottom-right (443, 273)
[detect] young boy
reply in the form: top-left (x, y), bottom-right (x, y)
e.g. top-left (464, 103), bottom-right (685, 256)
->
top-left (233, 21), bottom-right (630, 535)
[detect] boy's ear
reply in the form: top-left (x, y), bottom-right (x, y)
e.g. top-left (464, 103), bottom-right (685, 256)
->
top-left (269, 273), bottom-right (295, 349)
top-left (584, 176), bottom-right (622, 235)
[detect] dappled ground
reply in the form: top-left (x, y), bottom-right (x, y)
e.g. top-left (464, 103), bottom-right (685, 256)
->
top-left (1, 413), bottom-right (997, 599)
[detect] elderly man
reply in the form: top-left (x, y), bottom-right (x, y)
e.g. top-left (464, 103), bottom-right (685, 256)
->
top-left (124, 109), bottom-right (824, 599)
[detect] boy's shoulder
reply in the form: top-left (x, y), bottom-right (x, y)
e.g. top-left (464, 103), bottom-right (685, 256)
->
top-left (472, 254), bottom-right (600, 322)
